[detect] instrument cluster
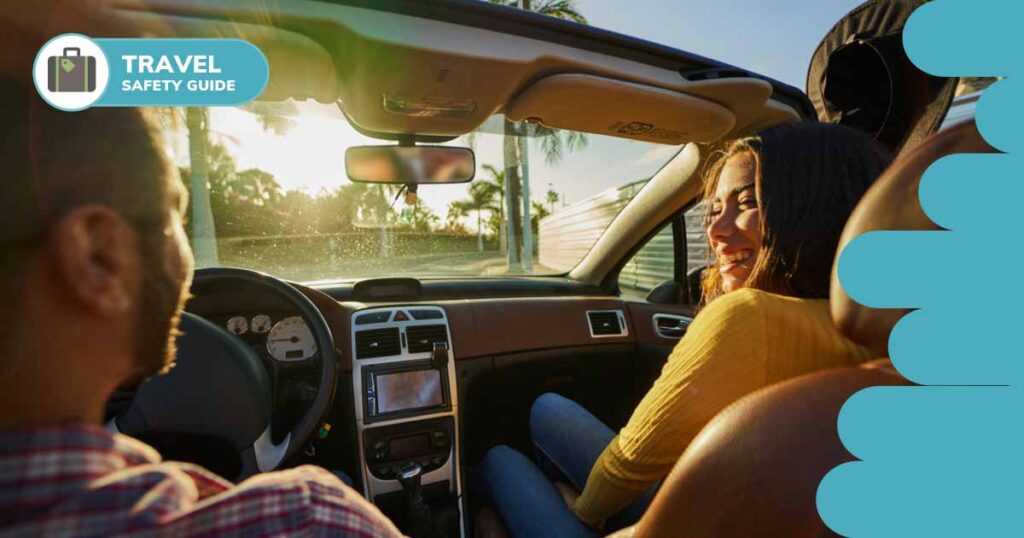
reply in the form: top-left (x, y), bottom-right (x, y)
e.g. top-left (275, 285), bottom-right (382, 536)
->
top-left (216, 313), bottom-right (317, 362)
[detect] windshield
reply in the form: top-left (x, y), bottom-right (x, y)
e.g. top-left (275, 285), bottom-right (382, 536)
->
top-left (168, 101), bottom-right (680, 283)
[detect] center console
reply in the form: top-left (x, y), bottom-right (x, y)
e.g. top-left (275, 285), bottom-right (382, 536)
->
top-left (350, 306), bottom-right (462, 537)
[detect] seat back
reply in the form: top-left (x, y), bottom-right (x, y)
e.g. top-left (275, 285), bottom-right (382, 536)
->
top-left (630, 364), bottom-right (903, 538)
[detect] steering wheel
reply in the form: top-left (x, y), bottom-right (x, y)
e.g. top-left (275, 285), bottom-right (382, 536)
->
top-left (109, 267), bottom-right (338, 480)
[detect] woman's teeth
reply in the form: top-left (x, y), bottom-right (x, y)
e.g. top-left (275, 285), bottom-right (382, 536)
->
top-left (720, 250), bottom-right (751, 265)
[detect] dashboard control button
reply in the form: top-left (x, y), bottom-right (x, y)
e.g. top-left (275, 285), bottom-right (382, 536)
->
top-left (355, 312), bottom-right (391, 325)
top-left (410, 309), bottom-right (443, 320)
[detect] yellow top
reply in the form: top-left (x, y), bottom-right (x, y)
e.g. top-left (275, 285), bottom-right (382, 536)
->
top-left (572, 288), bottom-right (877, 527)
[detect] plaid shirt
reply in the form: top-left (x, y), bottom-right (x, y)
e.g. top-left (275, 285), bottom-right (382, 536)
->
top-left (0, 424), bottom-right (404, 537)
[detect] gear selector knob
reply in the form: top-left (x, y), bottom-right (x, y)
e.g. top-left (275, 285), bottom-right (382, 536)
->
top-left (397, 462), bottom-right (423, 491)
top-left (396, 462), bottom-right (432, 537)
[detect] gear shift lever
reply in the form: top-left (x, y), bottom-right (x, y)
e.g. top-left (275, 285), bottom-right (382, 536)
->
top-left (397, 462), bottom-right (433, 538)
top-left (397, 462), bottom-right (424, 505)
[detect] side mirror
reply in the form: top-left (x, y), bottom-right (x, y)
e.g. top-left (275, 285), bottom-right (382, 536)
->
top-left (345, 145), bottom-right (475, 184)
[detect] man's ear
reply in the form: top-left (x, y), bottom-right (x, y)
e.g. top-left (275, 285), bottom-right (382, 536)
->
top-left (46, 206), bottom-right (140, 316)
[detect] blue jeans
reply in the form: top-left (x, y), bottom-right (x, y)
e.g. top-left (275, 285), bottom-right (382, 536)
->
top-left (474, 445), bottom-right (599, 538)
top-left (473, 394), bottom-right (659, 537)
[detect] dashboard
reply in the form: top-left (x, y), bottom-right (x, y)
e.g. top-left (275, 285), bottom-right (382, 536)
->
top-left (165, 273), bottom-right (694, 538)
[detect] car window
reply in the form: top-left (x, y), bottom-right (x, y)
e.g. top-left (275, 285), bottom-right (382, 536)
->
top-left (618, 222), bottom-right (673, 299)
top-left (683, 201), bottom-right (709, 277)
top-left (618, 202), bottom-right (708, 301)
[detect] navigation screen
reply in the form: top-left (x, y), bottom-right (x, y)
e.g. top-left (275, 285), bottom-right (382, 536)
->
top-left (376, 369), bottom-right (443, 414)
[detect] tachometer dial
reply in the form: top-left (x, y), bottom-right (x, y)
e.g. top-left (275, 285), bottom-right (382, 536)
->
top-left (226, 316), bottom-right (248, 335)
top-left (251, 314), bottom-right (272, 334)
top-left (267, 316), bottom-right (317, 361)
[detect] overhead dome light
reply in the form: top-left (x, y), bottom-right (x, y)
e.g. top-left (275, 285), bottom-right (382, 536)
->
top-left (383, 95), bottom-right (477, 118)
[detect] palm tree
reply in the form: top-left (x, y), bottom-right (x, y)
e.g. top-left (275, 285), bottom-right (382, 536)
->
top-left (444, 201), bottom-right (470, 234)
top-left (546, 189), bottom-right (560, 212)
top-left (489, 0), bottom-right (588, 269)
top-left (452, 181), bottom-right (498, 252)
top-left (531, 201), bottom-right (551, 234)
top-left (478, 164), bottom-right (507, 251)
top-left (532, 124), bottom-right (589, 166)
top-left (489, 0), bottom-right (587, 23)
top-left (185, 107), bottom-right (218, 265)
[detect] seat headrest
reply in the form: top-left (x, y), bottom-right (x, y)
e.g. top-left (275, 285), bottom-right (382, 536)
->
top-left (806, 0), bottom-right (958, 156)
top-left (830, 120), bottom-right (995, 355)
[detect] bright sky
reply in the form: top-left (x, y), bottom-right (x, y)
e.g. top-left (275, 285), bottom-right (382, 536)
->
top-left (582, 0), bottom-right (864, 89)
top-left (205, 0), bottom-right (865, 231)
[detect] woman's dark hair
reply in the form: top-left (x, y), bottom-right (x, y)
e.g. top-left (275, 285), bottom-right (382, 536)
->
top-left (700, 122), bottom-right (892, 305)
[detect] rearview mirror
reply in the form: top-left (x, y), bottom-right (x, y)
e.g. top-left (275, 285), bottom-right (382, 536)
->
top-left (345, 145), bottom-right (476, 184)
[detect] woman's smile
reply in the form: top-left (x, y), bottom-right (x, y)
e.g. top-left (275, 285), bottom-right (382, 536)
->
top-left (717, 248), bottom-right (753, 274)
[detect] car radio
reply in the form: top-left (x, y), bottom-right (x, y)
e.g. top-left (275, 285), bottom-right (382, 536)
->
top-left (363, 416), bottom-right (454, 480)
top-left (362, 358), bottom-right (451, 423)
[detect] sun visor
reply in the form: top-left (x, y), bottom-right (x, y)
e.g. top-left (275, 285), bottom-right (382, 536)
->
top-left (807, 0), bottom-right (957, 156)
top-left (506, 74), bottom-right (735, 145)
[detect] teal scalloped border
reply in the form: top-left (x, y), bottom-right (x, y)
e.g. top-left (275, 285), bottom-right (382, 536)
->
top-left (817, 1), bottom-right (1023, 535)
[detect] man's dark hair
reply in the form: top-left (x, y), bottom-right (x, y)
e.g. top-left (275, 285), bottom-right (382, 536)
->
top-left (0, 78), bottom-right (174, 354)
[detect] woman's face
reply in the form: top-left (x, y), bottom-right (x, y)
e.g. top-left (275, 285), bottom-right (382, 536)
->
top-left (707, 153), bottom-right (761, 293)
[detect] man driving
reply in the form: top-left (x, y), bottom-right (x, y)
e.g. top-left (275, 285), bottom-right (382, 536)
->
top-left (0, 67), bottom-right (403, 536)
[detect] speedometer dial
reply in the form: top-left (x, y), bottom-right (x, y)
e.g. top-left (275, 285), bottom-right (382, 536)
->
top-left (266, 316), bottom-right (317, 361)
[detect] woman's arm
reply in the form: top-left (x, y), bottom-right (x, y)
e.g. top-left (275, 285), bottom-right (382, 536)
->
top-left (572, 290), bottom-right (770, 528)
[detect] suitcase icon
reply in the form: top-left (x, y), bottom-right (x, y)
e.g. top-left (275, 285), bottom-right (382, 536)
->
top-left (47, 47), bottom-right (96, 92)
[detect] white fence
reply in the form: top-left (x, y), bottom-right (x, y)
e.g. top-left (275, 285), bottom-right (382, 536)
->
top-left (538, 180), bottom-right (708, 292)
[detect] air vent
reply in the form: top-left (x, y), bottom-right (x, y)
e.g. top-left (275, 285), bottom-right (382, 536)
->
top-left (587, 310), bottom-right (626, 337)
top-left (355, 328), bottom-right (401, 359)
top-left (406, 324), bottom-right (449, 354)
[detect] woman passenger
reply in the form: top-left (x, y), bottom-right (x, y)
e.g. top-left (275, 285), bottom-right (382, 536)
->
top-left (473, 122), bottom-right (893, 538)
